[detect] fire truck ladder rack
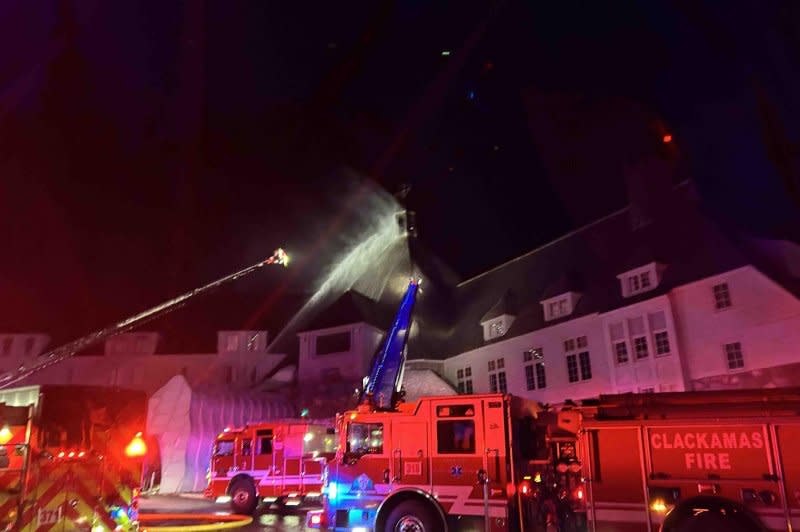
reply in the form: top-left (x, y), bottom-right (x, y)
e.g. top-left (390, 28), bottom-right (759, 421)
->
top-left (359, 278), bottom-right (419, 411)
top-left (0, 249), bottom-right (289, 389)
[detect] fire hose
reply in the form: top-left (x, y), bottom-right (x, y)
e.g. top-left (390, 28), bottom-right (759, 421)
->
top-left (138, 513), bottom-right (253, 531)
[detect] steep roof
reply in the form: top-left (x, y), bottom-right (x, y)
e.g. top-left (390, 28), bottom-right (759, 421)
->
top-left (434, 183), bottom-right (755, 358)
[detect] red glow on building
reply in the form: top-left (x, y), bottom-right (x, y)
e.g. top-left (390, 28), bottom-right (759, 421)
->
top-left (662, 134), bottom-right (673, 144)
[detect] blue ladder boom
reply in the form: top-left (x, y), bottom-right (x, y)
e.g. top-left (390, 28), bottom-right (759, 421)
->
top-left (360, 279), bottom-right (419, 410)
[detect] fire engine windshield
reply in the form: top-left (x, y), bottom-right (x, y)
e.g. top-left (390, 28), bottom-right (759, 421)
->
top-left (39, 386), bottom-right (146, 453)
top-left (347, 423), bottom-right (383, 455)
top-left (214, 440), bottom-right (234, 456)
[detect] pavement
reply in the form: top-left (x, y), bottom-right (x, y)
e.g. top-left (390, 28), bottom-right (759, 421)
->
top-left (139, 494), bottom-right (315, 531)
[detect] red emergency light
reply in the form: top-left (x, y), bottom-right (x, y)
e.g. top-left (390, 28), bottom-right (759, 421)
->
top-left (125, 432), bottom-right (147, 458)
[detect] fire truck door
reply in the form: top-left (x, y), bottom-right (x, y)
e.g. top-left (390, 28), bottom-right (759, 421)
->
top-left (236, 436), bottom-right (253, 473)
top-left (391, 422), bottom-right (429, 487)
top-left (481, 399), bottom-right (509, 505)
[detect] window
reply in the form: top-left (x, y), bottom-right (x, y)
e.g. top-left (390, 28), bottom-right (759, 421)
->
top-left (226, 335), bottom-right (239, 351)
top-left (316, 331), bottom-right (351, 355)
top-left (525, 365), bottom-right (535, 390)
top-left (257, 430), bottom-right (273, 454)
top-left (565, 336), bottom-right (592, 383)
top-left (713, 283), bottom-right (732, 310)
top-left (545, 297), bottom-right (570, 320)
top-left (456, 367), bottom-right (473, 395)
top-left (654, 331), bottom-right (670, 355)
top-left (523, 348), bottom-right (543, 362)
top-left (634, 337), bottom-right (649, 359)
top-left (488, 321), bottom-right (505, 339)
top-left (497, 372), bottom-right (507, 393)
top-left (242, 439), bottom-right (252, 456)
top-left (488, 358), bottom-right (505, 393)
top-left (246, 334), bottom-right (258, 351)
top-left (437, 420), bottom-right (476, 454)
top-left (525, 362), bottom-right (547, 391)
top-left (725, 342), bottom-right (744, 370)
top-left (619, 265), bottom-right (660, 297)
top-left (579, 352), bottom-right (592, 380)
top-left (536, 363), bottom-right (547, 389)
top-left (347, 423), bottom-right (383, 455)
top-left (567, 355), bottom-right (579, 383)
top-left (614, 341), bottom-right (629, 364)
top-left (214, 440), bottom-right (234, 456)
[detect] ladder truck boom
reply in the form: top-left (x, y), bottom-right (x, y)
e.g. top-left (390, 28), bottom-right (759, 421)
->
top-left (359, 278), bottom-right (419, 411)
top-left (1, 248), bottom-right (289, 389)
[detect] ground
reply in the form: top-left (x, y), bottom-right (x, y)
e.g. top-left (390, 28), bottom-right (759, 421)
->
top-left (139, 494), bottom-right (314, 532)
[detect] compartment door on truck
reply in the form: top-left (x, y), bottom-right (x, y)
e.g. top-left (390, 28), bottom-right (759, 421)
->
top-left (390, 420), bottom-right (429, 488)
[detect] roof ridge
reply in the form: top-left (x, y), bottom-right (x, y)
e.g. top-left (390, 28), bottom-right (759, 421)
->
top-left (457, 179), bottom-right (693, 287)
top-left (457, 205), bottom-right (630, 287)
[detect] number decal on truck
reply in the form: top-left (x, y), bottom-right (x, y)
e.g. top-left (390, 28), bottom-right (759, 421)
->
top-left (37, 506), bottom-right (62, 525)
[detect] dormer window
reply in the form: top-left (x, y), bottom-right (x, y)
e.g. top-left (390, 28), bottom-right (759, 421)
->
top-left (540, 292), bottom-right (581, 322)
top-left (481, 314), bottom-right (514, 342)
top-left (618, 263), bottom-right (662, 298)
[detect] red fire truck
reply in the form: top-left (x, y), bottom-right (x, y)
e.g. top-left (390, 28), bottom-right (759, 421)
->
top-left (314, 388), bottom-right (800, 532)
top-left (0, 384), bottom-right (148, 532)
top-left (205, 421), bottom-right (336, 514)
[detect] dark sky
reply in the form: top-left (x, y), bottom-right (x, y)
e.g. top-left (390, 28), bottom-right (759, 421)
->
top-left (0, 0), bottom-right (798, 343)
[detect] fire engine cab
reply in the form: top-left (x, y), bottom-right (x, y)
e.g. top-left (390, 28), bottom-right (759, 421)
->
top-left (206, 421), bottom-right (336, 514)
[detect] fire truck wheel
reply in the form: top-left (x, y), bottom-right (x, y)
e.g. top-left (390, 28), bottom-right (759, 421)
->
top-left (229, 478), bottom-right (258, 515)
top-left (385, 500), bottom-right (442, 532)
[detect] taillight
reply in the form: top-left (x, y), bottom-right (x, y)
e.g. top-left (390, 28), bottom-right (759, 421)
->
top-left (575, 487), bottom-right (584, 501)
top-left (519, 480), bottom-right (532, 496)
top-left (125, 432), bottom-right (147, 458)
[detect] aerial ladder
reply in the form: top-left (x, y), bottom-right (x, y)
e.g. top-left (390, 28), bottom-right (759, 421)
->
top-left (358, 278), bottom-right (420, 411)
top-left (0, 248), bottom-right (289, 389)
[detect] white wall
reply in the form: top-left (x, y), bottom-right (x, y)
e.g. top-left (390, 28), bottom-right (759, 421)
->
top-left (443, 313), bottom-right (613, 404)
top-left (670, 266), bottom-right (800, 383)
top-left (297, 322), bottom-right (384, 383)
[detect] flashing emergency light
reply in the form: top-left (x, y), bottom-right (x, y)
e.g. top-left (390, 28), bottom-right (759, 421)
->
top-left (304, 433), bottom-right (314, 442)
top-left (519, 480), bottom-right (532, 496)
top-left (310, 513), bottom-right (322, 525)
top-left (125, 432), bottom-right (147, 458)
top-left (0, 426), bottom-right (12, 445)
top-left (650, 499), bottom-right (668, 513)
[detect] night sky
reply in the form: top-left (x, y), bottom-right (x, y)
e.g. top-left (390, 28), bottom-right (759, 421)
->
top-left (0, 1), bottom-right (798, 344)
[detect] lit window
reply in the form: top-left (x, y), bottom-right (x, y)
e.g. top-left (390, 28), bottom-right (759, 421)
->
top-left (713, 283), bottom-right (732, 310)
top-left (614, 341), bottom-right (629, 364)
top-left (246, 334), bottom-right (258, 351)
top-left (634, 337), bottom-right (649, 359)
top-left (347, 423), bottom-right (383, 455)
top-left (654, 331), bottom-right (670, 355)
top-left (725, 342), bottom-right (744, 370)
top-left (489, 321), bottom-right (505, 338)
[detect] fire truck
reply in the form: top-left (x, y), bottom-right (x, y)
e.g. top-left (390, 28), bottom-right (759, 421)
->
top-left (205, 420), bottom-right (337, 514)
top-left (308, 279), bottom-right (800, 531)
top-left (0, 384), bottom-right (147, 532)
top-left (0, 251), bottom-right (289, 530)
top-left (317, 388), bottom-right (800, 532)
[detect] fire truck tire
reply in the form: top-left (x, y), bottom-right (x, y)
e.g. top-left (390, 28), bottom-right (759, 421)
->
top-left (229, 478), bottom-right (258, 515)
top-left (661, 497), bottom-right (762, 532)
top-left (384, 500), bottom-right (443, 532)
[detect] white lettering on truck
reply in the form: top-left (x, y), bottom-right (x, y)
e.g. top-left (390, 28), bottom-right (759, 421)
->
top-left (650, 430), bottom-right (763, 471)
